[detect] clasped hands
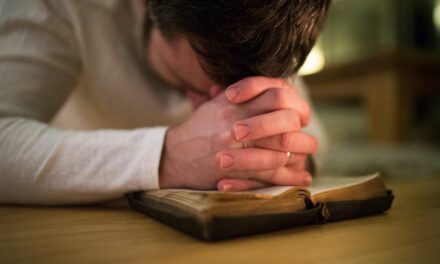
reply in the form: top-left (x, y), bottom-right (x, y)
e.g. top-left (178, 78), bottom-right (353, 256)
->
top-left (159, 76), bottom-right (318, 192)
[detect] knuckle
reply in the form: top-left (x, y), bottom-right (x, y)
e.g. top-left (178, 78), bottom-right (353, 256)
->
top-left (271, 89), bottom-right (290, 109)
top-left (273, 153), bottom-right (287, 168)
top-left (217, 106), bottom-right (235, 120)
top-left (267, 169), bottom-right (278, 182)
top-left (218, 132), bottom-right (232, 145)
top-left (279, 78), bottom-right (289, 87)
top-left (286, 108), bottom-right (299, 119)
top-left (281, 133), bottom-right (294, 149)
top-left (270, 77), bottom-right (285, 88)
top-left (289, 84), bottom-right (300, 95)
top-left (310, 135), bottom-right (319, 151)
top-left (301, 100), bottom-right (311, 120)
top-left (211, 132), bottom-right (234, 152)
top-left (239, 76), bottom-right (253, 84)
top-left (286, 109), bottom-right (301, 129)
top-left (245, 76), bottom-right (271, 92)
top-left (244, 78), bottom-right (259, 92)
top-left (297, 134), bottom-right (318, 154)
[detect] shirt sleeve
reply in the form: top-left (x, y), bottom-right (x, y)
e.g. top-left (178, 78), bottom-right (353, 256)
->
top-left (0, 0), bottom-right (165, 205)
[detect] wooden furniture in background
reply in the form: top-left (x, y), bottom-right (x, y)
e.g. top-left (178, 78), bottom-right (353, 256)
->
top-left (0, 177), bottom-right (439, 263)
top-left (304, 51), bottom-right (440, 143)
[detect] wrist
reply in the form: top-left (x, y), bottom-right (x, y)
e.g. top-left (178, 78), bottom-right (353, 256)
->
top-left (158, 126), bottom-right (181, 189)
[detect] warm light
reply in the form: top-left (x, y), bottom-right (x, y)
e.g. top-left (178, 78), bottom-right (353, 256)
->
top-left (298, 45), bottom-right (325, 76)
top-left (434, 0), bottom-right (440, 30)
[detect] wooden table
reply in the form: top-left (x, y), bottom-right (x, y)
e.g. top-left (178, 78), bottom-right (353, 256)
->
top-left (1, 178), bottom-right (439, 264)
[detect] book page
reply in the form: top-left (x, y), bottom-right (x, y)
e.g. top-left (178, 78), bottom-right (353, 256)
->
top-left (244, 174), bottom-right (380, 197)
top-left (307, 173), bottom-right (380, 196)
top-left (244, 186), bottom-right (295, 196)
top-left (152, 186), bottom-right (296, 199)
top-left (143, 173), bottom-right (380, 201)
top-left (139, 173), bottom-right (383, 216)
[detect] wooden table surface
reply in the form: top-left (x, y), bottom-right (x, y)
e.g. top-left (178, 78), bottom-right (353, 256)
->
top-left (1, 178), bottom-right (439, 264)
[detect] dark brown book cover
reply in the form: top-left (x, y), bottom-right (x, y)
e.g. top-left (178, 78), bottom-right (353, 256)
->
top-left (126, 190), bottom-right (394, 241)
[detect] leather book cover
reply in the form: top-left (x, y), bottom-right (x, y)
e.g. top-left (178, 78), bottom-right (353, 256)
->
top-left (126, 191), bottom-right (394, 241)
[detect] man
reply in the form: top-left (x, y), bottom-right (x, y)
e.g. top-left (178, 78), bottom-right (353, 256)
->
top-left (0, 0), bottom-right (329, 204)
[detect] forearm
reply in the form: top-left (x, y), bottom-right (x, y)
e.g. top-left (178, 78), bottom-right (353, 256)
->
top-left (0, 117), bottom-right (166, 205)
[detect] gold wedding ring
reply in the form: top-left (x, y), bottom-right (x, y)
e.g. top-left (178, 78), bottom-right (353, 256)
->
top-left (287, 151), bottom-right (292, 162)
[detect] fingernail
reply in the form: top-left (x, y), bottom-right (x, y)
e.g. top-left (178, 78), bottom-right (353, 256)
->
top-left (220, 154), bottom-right (234, 168)
top-left (302, 175), bottom-right (312, 186)
top-left (221, 184), bottom-right (233, 192)
top-left (225, 86), bottom-right (239, 101)
top-left (234, 124), bottom-right (249, 140)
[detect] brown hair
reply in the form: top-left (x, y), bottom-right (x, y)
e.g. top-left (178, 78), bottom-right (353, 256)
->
top-left (146, 0), bottom-right (330, 86)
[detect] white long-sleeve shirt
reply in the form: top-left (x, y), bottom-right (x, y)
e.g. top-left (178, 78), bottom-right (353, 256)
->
top-left (0, 0), bottom-right (327, 205)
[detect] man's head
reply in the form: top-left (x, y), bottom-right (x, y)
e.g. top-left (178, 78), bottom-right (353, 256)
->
top-left (146, 0), bottom-right (330, 95)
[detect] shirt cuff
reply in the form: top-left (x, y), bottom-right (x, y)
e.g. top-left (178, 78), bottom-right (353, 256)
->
top-left (137, 126), bottom-right (168, 190)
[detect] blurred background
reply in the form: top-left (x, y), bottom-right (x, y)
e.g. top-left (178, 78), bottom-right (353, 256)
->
top-left (298, 0), bottom-right (440, 179)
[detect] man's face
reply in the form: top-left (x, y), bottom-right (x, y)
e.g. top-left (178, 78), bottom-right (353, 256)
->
top-left (147, 26), bottom-right (216, 107)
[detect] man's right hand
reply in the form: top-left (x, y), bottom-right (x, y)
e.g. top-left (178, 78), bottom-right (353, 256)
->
top-left (159, 80), bottom-right (318, 190)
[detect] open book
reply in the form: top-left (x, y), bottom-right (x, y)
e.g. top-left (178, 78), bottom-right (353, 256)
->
top-left (126, 173), bottom-right (394, 241)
